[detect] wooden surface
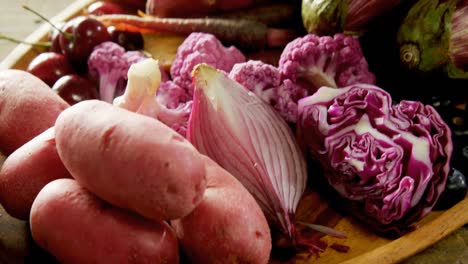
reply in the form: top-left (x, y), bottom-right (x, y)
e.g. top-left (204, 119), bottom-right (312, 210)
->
top-left (0, 1), bottom-right (467, 263)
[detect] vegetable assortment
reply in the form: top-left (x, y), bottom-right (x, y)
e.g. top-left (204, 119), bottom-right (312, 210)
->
top-left (0, 0), bottom-right (467, 263)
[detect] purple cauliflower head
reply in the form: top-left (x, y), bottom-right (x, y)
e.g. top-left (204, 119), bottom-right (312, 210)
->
top-left (297, 84), bottom-right (452, 236)
top-left (88, 41), bottom-right (148, 103)
top-left (279, 33), bottom-right (376, 93)
top-left (170, 32), bottom-right (246, 97)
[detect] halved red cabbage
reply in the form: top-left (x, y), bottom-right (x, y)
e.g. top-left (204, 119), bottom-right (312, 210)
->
top-left (297, 84), bottom-right (452, 235)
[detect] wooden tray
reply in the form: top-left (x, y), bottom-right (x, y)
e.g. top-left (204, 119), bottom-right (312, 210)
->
top-left (0, 0), bottom-right (467, 263)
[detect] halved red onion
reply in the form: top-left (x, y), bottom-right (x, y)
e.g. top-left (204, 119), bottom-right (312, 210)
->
top-left (187, 64), bottom-right (307, 239)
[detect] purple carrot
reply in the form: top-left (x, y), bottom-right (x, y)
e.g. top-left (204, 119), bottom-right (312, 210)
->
top-left (95, 14), bottom-right (297, 51)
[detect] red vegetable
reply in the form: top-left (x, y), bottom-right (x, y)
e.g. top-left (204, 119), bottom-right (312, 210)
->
top-left (0, 127), bottom-right (71, 220)
top-left (188, 64), bottom-right (345, 256)
top-left (145, 0), bottom-right (269, 18)
top-left (94, 14), bottom-right (297, 51)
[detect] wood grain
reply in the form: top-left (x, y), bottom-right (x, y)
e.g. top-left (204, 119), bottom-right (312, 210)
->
top-left (341, 197), bottom-right (468, 264)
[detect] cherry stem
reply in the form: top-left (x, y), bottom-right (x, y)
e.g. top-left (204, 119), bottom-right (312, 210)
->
top-left (21, 5), bottom-right (73, 41)
top-left (0, 34), bottom-right (51, 48)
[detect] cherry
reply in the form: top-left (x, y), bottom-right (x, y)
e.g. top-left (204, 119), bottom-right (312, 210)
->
top-left (52, 74), bottom-right (99, 105)
top-left (87, 1), bottom-right (126, 16)
top-left (26, 52), bottom-right (74, 87)
top-left (107, 26), bottom-right (144, 51)
top-left (58, 16), bottom-right (112, 70)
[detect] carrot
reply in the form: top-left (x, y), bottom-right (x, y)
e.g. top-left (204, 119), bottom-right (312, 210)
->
top-left (145, 0), bottom-right (269, 18)
top-left (95, 15), bottom-right (297, 51)
top-left (213, 3), bottom-right (298, 27)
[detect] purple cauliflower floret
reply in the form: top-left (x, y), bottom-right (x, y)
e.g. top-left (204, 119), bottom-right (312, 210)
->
top-left (88, 41), bottom-right (148, 103)
top-left (229, 60), bottom-right (280, 104)
top-left (274, 79), bottom-right (309, 123)
top-left (157, 81), bottom-right (191, 109)
top-left (297, 84), bottom-right (452, 237)
top-left (113, 57), bottom-right (192, 137)
top-left (279, 33), bottom-right (376, 93)
top-left (229, 60), bottom-right (309, 123)
top-left (171, 32), bottom-right (246, 96)
top-left (156, 81), bottom-right (192, 136)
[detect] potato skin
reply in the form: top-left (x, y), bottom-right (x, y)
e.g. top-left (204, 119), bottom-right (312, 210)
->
top-left (171, 157), bottom-right (272, 264)
top-left (30, 178), bottom-right (180, 264)
top-left (55, 100), bottom-right (206, 221)
top-left (0, 70), bottom-right (69, 155)
top-left (0, 127), bottom-right (70, 220)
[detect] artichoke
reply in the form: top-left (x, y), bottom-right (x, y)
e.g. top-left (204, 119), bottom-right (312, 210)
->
top-left (301, 0), bottom-right (402, 35)
top-left (397, 0), bottom-right (468, 78)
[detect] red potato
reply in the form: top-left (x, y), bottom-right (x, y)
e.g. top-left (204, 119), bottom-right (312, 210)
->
top-left (55, 100), bottom-right (206, 221)
top-left (171, 157), bottom-right (272, 264)
top-left (0, 127), bottom-right (71, 220)
top-left (30, 178), bottom-right (179, 264)
top-left (0, 69), bottom-right (69, 155)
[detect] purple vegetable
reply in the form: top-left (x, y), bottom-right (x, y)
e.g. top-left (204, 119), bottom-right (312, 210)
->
top-left (297, 84), bottom-right (452, 236)
top-left (114, 32), bottom-right (245, 135)
top-left (171, 32), bottom-right (246, 97)
top-left (229, 34), bottom-right (376, 123)
top-left (279, 33), bottom-right (375, 93)
top-left (87, 41), bottom-right (147, 103)
top-left (114, 58), bottom-right (192, 137)
top-left (156, 81), bottom-right (193, 136)
top-left (229, 60), bottom-right (308, 123)
top-left (188, 64), bottom-right (346, 256)
top-left (229, 60), bottom-right (280, 104)
top-left (95, 14), bottom-right (296, 52)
